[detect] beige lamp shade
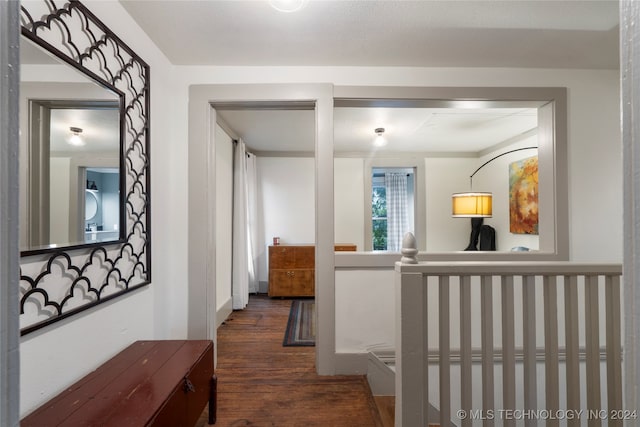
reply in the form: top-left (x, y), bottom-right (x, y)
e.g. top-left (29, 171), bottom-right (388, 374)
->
top-left (452, 192), bottom-right (493, 217)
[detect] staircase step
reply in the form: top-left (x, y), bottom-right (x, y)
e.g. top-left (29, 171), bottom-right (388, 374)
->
top-left (367, 349), bottom-right (396, 396)
top-left (374, 396), bottom-right (395, 427)
top-left (366, 351), bottom-right (456, 427)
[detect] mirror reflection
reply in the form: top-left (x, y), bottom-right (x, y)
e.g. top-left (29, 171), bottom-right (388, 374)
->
top-left (83, 167), bottom-right (120, 242)
top-left (19, 36), bottom-right (124, 253)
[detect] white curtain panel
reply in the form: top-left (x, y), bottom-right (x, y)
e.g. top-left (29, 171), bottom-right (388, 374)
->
top-left (232, 139), bottom-right (250, 309)
top-left (245, 153), bottom-right (259, 294)
top-left (385, 172), bottom-right (409, 251)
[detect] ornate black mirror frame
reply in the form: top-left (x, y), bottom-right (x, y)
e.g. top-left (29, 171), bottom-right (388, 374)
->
top-left (19, 0), bottom-right (151, 335)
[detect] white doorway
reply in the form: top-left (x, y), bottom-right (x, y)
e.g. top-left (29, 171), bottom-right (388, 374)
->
top-left (187, 84), bottom-right (335, 374)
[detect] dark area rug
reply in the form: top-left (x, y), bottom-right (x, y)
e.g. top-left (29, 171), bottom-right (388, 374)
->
top-left (283, 299), bottom-right (315, 346)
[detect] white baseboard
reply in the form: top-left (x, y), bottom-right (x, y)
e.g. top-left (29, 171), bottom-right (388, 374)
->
top-left (216, 298), bottom-right (233, 328)
top-left (367, 353), bottom-right (396, 396)
top-left (258, 281), bottom-right (269, 294)
top-left (334, 352), bottom-right (368, 375)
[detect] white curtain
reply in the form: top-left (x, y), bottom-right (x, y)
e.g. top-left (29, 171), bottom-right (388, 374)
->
top-left (245, 153), bottom-right (259, 294)
top-left (385, 172), bottom-right (409, 251)
top-left (232, 139), bottom-right (258, 309)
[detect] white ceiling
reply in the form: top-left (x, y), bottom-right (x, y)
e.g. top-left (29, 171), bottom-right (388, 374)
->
top-left (119, 0), bottom-right (615, 154)
top-left (20, 38), bottom-right (121, 154)
top-left (21, 2), bottom-right (613, 162)
top-left (120, 0), bottom-right (619, 69)
top-left (216, 106), bottom-right (538, 153)
top-left (334, 107), bottom-right (538, 153)
top-left (50, 108), bottom-right (120, 153)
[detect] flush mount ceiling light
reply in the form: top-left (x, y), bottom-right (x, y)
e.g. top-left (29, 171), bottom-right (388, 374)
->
top-left (68, 126), bottom-right (85, 146)
top-left (374, 127), bottom-right (387, 147)
top-left (269, 0), bottom-right (307, 13)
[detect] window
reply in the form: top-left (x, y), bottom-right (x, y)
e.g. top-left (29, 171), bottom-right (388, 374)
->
top-left (372, 181), bottom-right (387, 250)
top-left (371, 167), bottom-right (415, 251)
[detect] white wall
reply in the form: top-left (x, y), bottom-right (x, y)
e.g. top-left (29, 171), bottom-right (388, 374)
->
top-left (83, 1), bottom-right (187, 338)
top-left (424, 156), bottom-right (477, 251)
top-left (330, 70), bottom-right (621, 356)
top-left (19, 1), bottom-right (184, 417)
top-left (473, 136), bottom-right (540, 251)
top-left (172, 66), bottom-right (621, 361)
top-left (569, 74), bottom-right (622, 262)
top-left (17, 5), bottom-right (623, 417)
top-left (256, 156), bottom-right (315, 283)
top-left (215, 125), bottom-right (233, 313)
top-left (101, 172), bottom-right (120, 233)
top-left (335, 269), bottom-right (395, 353)
top-left (334, 146), bottom-right (542, 253)
top-left (334, 158), bottom-right (365, 251)
top-left (175, 66), bottom-right (621, 260)
top-left (49, 157), bottom-right (70, 244)
top-left (20, 288), bottom-right (153, 416)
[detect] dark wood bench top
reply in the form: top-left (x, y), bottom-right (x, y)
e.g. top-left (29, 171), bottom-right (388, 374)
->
top-left (22, 340), bottom-right (216, 427)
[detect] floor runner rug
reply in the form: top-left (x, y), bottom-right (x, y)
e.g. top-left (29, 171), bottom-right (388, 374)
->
top-left (283, 299), bottom-right (315, 346)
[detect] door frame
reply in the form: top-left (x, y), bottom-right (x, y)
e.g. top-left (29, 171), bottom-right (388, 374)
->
top-left (187, 84), bottom-right (336, 374)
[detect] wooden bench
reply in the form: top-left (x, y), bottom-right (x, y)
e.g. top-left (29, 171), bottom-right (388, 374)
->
top-left (22, 340), bottom-right (217, 426)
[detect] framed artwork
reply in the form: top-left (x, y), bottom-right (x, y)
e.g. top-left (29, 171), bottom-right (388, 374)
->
top-left (509, 156), bottom-right (538, 234)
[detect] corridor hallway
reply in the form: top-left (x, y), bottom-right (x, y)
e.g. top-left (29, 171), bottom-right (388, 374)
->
top-left (196, 295), bottom-right (385, 427)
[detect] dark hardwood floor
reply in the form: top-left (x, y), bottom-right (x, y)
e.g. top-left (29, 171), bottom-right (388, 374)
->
top-left (196, 294), bottom-right (384, 427)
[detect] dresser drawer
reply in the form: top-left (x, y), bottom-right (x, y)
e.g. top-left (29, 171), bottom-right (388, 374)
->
top-left (269, 246), bottom-right (296, 269)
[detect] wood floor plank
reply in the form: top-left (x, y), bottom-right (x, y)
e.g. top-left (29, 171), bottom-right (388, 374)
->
top-left (196, 295), bottom-right (384, 427)
top-left (373, 396), bottom-right (395, 427)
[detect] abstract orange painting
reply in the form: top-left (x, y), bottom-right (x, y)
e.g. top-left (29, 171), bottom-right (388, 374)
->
top-left (509, 156), bottom-right (539, 234)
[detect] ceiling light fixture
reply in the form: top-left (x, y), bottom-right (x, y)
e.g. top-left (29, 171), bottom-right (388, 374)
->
top-left (269, 0), bottom-right (307, 13)
top-left (69, 126), bottom-right (85, 146)
top-left (374, 127), bottom-right (387, 147)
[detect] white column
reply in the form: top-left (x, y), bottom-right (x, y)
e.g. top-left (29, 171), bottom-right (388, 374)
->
top-left (395, 268), bottom-right (428, 427)
top-left (0, 1), bottom-right (20, 425)
top-left (622, 1), bottom-right (640, 423)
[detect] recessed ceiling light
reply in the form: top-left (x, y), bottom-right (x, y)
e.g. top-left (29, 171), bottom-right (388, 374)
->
top-left (269, 0), bottom-right (307, 13)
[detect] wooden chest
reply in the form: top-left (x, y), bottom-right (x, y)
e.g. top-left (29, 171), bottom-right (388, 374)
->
top-left (21, 340), bottom-right (216, 427)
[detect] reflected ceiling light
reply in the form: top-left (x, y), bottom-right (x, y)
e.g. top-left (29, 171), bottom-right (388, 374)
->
top-left (374, 127), bottom-right (387, 147)
top-left (69, 126), bottom-right (85, 146)
top-left (269, 0), bottom-right (307, 13)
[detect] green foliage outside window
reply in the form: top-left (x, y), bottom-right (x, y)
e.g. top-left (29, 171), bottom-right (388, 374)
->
top-left (372, 186), bottom-right (387, 250)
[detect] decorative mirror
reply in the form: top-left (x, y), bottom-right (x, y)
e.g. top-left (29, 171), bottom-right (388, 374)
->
top-left (19, 0), bottom-right (151, 334)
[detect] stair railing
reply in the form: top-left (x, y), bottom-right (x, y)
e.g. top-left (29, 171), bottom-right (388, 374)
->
top-left (395, 257), bottom-right (623, 427)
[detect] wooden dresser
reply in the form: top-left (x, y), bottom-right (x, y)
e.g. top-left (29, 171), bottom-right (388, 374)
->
top-left (269, 245), bottom-right (315, 297)
top-left (268, 244), bottom-right (357, 297)
top-left (22, 340), bottom-right (216, 427)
